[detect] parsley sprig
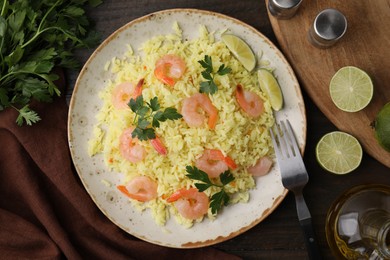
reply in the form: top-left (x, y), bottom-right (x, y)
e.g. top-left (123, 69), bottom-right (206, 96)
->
top-left (129, 95), bottom-right (182, 141)
top-left (0, 0), bottom-right (102, 126)
top-left (14, 104), bottom-right (41, 126)
top-left (198, 55), bottom-right (231, 94)
top-left (186, 165), bottom-right (235, 214)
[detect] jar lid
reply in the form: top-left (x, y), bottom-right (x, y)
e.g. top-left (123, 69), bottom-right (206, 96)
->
top-left (268, 0), bottom-right (303, 19)
top-left (309, 8), bottom-right (347, 47)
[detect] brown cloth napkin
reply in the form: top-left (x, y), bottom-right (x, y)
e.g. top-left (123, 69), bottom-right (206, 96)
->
top-left (0, 72), bottom-right (241, 260)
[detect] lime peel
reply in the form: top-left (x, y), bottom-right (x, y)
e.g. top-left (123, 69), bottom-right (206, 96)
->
top-left (374, 102), bottom-right (390, 152)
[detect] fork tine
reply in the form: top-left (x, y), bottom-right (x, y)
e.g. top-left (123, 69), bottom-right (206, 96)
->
top-left (270, 122), bottom-right (288, 160)
top-left (271, 120), bottom-right (287, 159)
top-left (271, 120), bottom-right (301, 159)
top-left (279, 120), bottom-right (294, 158)
top-left (278, 121), bottom-right (290, 159)
top-left (285, 119), bottom-right (301, 157)
top-left (269, 125), bottom-right (280, 157)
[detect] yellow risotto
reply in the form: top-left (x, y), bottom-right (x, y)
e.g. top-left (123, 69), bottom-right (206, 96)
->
top-left (88, 23), bottom-right (275, 228)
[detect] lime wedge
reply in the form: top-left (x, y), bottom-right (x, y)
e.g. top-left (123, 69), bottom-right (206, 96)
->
top-left (257, 69), bottom-right (283, 111)
top-left (316, 131), bottom-right (363, 174)
top-left (221, 34), bottom-right (256, 72)
top-left (329, 66), bottom-right (373, 112)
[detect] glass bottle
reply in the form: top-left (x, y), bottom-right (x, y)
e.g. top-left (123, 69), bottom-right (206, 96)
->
top-left (325, 184), bottom-right (390, 259)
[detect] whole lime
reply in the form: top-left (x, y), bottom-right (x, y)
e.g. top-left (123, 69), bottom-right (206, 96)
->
top-left (374, 102), bottom-right (390, 152)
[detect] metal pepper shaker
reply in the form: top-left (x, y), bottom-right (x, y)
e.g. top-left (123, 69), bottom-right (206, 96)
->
top-left (268, 0), bottom-right (303, 19)
top-left (308, 8), bottom-right (347, 48)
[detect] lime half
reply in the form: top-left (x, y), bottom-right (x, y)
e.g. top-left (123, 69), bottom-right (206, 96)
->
top-left (257, 69), bottom-right (283, 111)
top-left (329, 66), bottom-right (373, 112)
top-left (316, 131), bottom-right (363, 174)
top-left (221, 34), bottom-right (256, 72)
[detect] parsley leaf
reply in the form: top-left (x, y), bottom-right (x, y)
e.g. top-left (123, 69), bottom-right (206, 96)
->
top-left (200, 81), bottom-right (218, 95)
top-left (162, 107), bottom-right (183, 120)
top-left (15, 105), bottom-right (41, 126)
top-left (186, 166), bottom-right (235, 214)
top-left (88, 0), bottom-right (104, 7)
top-left (129, 95), bottom-right (144, 113)
top-left (220, 170), bottom-right (235, 185)
top-left (185, 166), bottom-right (213, 185)
top-left (129, 95), bottom-right (182, 141)
top-left (198, 55), bottom-right (231, 94)
top-left (148, 97), bottom-right (160, 111)
top-left (137, 118), bottom-right (150, 129)
top-left (0, 0), bottom-right (102, 126)
top-left (210, 190), bottom-right (230, 214)
top-left (217, 64), bottom-right (232, 75)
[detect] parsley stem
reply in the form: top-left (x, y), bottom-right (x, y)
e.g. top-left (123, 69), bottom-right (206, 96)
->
top-left (1, 0), bottom-right (6, 17)
top-left (0, 71), bottom-right (31, 84)
top-left (22, 26), bottom-right (81, 49)
top-left (132, 113), bottom-right (153, 126)
top-left (37, 0), bottom-right (61, 32)
top-left (0, 70), bottom-right (57, 92)
top-left (0, 2), bottom-right (6, 67)
top-left (10, 104), bottom-right (20, 112)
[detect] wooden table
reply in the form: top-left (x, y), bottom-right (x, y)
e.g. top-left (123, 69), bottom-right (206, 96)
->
top-left (65, 1), bottom-right (390, 259)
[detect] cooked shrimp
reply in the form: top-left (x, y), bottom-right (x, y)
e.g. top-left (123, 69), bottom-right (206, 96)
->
top-left (154, 54), bottom-right (186, 87)
top-left (181, 93), bottom-right (218, 129)
top-left (166, 188), bottom-right (209, 220)
top-left (195, 149), bottom-right (237, 178)
top-left (119, 127), bottom-right (146, 163)
top-left (117, 176), bottom-right (158, 202)
top-left (235, 84), bottom-right (264, 118)
top-left (112, 78), bottom-right (144, 109)
top-left (248, 156), bottom-right (273, 176)
top-left (150, 135), bottom-right (167, 156)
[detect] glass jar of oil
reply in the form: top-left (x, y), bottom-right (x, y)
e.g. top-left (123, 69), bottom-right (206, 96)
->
top-left (325, 184), bottom-right (390, 259)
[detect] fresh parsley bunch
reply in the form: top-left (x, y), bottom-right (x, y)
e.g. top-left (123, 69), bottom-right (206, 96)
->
top-left (0, 0), bottom-right (102, 126)
top-left (186, 165), bottom-right (235, 214)
top-left (129, 95), bottom-right (182, 141)
top-left (198, 55), bottom-right (231, 94)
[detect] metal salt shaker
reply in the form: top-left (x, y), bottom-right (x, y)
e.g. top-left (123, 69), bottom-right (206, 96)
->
top-left (268, 0), bottom-right (303, 19)
top-left (308, 8), bottom-right (347, 48)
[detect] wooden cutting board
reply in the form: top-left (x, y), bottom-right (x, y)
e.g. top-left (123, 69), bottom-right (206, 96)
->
top-left (266, 0), bottom-right (390, 168)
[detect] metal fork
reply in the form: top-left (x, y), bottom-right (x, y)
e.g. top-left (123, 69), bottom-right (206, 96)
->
top-left (270, 119), bottom-right (322, 260)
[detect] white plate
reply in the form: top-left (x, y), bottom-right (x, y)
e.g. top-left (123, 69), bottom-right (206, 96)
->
top-left (68, 9), bottom-right (306, 248)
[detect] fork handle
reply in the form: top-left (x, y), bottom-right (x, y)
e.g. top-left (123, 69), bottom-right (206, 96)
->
top-left (300, 217), bottom-right (322, 260)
